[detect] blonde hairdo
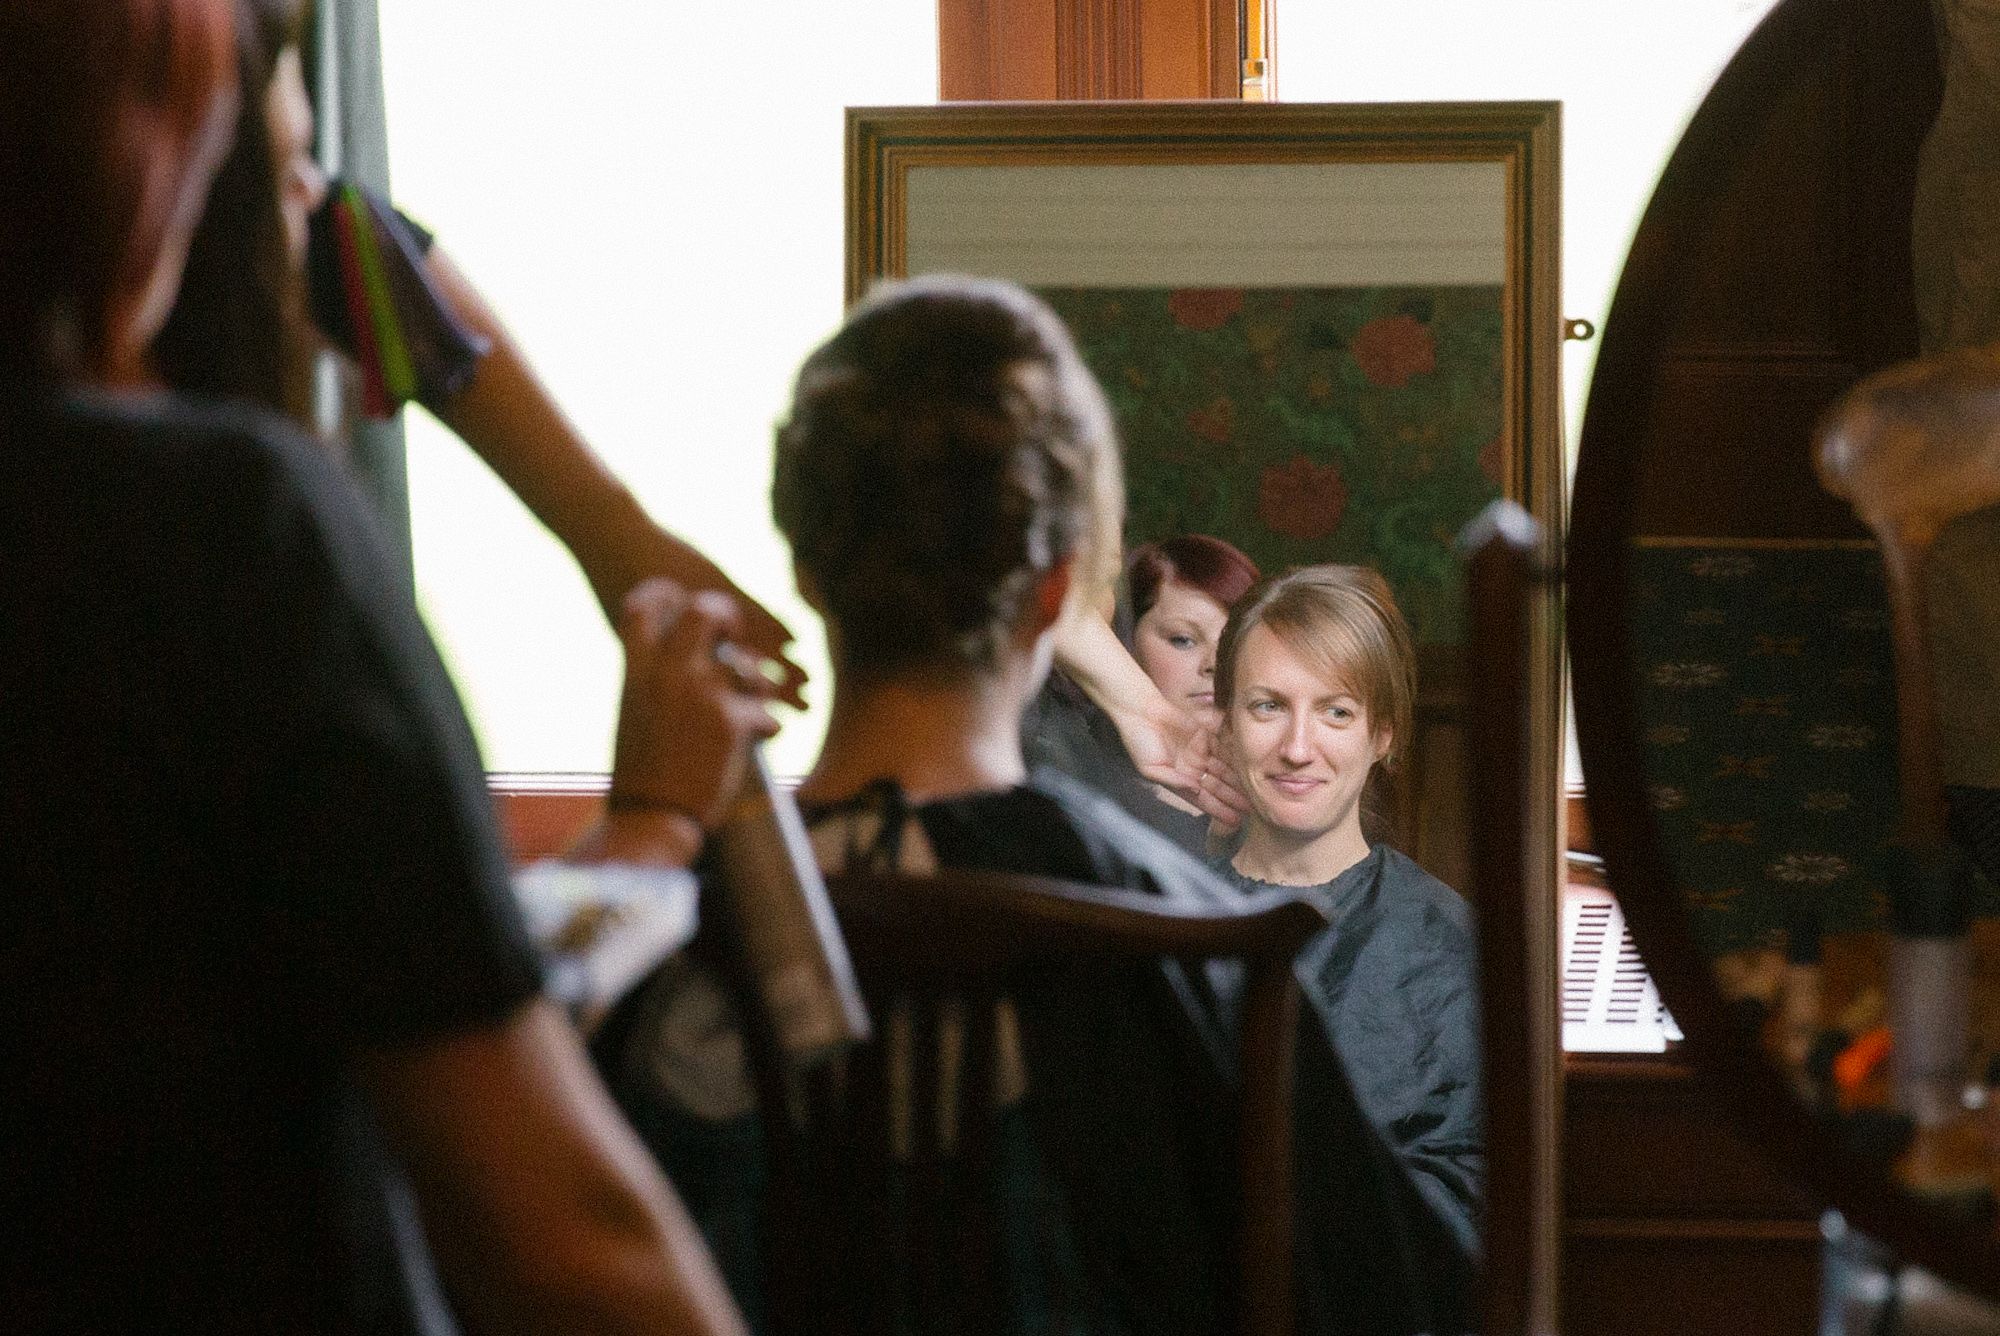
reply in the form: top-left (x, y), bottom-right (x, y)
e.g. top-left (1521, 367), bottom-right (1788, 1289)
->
top-left (1213, 564), bottom-right (1416, 771)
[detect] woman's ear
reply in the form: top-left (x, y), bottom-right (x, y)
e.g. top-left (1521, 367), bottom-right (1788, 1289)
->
top-left (1373, 726), bottom-right (1395, 767)
top-left (1020, 555), bottom-right (1076, 643)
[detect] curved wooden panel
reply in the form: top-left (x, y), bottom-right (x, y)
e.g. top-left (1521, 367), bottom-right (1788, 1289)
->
top-left (1566, 0), bottom-right (2000, 1297)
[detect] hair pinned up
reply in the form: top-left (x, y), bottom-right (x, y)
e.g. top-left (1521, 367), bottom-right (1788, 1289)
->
top-left (773, 274), bottom-right (1123, 681)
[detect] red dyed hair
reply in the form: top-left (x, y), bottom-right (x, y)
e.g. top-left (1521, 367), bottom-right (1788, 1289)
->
top-left (1127, 533), bottom-right (1261, 620)
top-left (0, 0), bottom-right (238, 387)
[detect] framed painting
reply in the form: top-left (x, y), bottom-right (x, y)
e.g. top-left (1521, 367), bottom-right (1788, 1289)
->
top-left (846, 101), bottom-right (1563, 894)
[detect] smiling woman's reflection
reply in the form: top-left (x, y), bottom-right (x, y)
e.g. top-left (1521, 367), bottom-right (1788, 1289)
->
top-left (1209, 566), bottom-right (1484, 1275)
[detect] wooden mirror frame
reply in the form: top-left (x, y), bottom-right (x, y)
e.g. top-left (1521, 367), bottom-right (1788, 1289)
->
top-left (1567, 0), bottom-right (2000, 1298)
top-left (846, 100), bottom-right (1565, 903)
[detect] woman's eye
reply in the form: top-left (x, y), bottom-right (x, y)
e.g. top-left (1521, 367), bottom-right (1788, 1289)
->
top-left (1167, 633), bottom-right (1195, 650)
top-left (1324, 706), bottom-right (1354, 722)
top-left (1248, 699), bottom-right (1279, 717)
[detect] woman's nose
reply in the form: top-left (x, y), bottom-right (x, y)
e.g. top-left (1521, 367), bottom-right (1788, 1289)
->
top-left (1279, 712), bottom-right (1314, 761)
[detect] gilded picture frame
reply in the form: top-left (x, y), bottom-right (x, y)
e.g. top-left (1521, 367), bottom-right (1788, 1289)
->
top-left (846, 100), bottom-right (1564, 901)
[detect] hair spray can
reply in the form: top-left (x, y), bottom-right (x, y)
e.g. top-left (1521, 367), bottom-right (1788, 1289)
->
top-left (712, 748), bottom-right (871, 1067)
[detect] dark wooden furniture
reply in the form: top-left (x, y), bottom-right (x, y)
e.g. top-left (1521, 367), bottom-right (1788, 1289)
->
top-left (1464, 503), bottom-right (1567, 1335)
top-left (1562, 1055), bottom-right (1822, 1336)
top-left (1567, 0), bottom-right (2000, 1303)
top-left (742, 868), bottom-right (1327, 1336)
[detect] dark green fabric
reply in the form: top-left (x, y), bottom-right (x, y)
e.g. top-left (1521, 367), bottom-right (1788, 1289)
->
top-left (1621, 543), bottom-right (2000, 954)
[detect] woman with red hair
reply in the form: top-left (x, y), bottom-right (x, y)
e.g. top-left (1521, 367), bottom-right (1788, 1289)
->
top-left (1023, 535), bottom-right (1257, 855)
top-left (1126, 533), bottom-right (1261, 728)
top-left (1, 3), bottom-right (762, 1332)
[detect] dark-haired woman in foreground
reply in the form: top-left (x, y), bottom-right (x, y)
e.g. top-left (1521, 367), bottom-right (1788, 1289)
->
top-left (154, 0), bottom-right (809, 696)
top-left (2, 2), bottom-right (766, 1329)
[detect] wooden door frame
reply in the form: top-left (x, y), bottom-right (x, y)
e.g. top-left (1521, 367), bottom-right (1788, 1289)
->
top-left (939, 0), bottom-right (1242, 101)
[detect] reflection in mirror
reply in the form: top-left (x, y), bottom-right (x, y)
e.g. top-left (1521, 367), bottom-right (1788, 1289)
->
top-left (1813, 355), bottom-right (2000, 1204)
top-left (860, 103), bottom-right (1563, 896)
top-left (853, 101), bottom-right (1564, 1331)
top-left (1571, 0), bottom-right (2000, 1306)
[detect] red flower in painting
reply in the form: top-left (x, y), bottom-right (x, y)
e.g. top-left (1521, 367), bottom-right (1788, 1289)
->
top-left (1258, 456), bottom-right (1349, 541)
top-left (1168, 287), bottom-right (1244, 332)
top-left (1350, 314), bottom-right (1437, 387)
top-left (1187, 395), bottom-right (1234, 445)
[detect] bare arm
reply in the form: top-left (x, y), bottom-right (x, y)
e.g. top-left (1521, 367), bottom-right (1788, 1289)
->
top-left (361, 578), bottom-right (781, 1334)
top-left (362, 1001), bottom-right (747, 1336)
top-left (1051, 612), bottom-right (1248, 830)
top-left (418, 247), bottom-right (807, 707)
top-left (1052, 611), bottom-right (1198, 787)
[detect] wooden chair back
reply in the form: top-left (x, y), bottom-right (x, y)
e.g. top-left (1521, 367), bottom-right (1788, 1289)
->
top-left (1463, 500), bottom-right (1565, 1335)
top-left (742, 867), bottom-right (1328, 1336)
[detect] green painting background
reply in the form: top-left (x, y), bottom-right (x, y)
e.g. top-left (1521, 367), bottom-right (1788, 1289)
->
top-left (1038, 285), bottom-right (1505, 645)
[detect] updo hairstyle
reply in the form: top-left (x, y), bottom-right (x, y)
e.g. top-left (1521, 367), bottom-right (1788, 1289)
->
top-left (773, 274), bottom-right (1122, 682)
top-left (1126, 533), bottom-right (1261, 622)
top-left (1214, 564), bottom-right (1416, 772)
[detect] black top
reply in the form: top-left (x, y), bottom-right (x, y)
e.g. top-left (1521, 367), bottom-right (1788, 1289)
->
top-left (622, 769), bottom-right (1479, 1335)
top-left (1214, 846), bottom-right (1484, 1266)
top-left (0, 391), bottom-right (543, 1334)
top-left (1020, 672), bottom-right (1212, 855)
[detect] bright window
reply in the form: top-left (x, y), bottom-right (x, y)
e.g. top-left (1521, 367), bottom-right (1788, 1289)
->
top-left (380, 2), bottom-right (937, 778)
top-left (381, 2), bottom-right (1770, 782)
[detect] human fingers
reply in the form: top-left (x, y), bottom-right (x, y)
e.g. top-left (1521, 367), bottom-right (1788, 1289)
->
top-left (653, 587), bottom-right (745, 671)
top-left (1131, 710), bottom-right (1208, 797)
top-left (611, 585), bottom-right (768, 828)
top-left (1203, 759), bottom-right (1249, 813)
top-left (768, 655), bottom-right (810, 711)
top-left (1195, 762), bottom-right (1249, 833)
top-left (727, 691), bottom-right (783, 743)
top-left (616, 577), bottom-right (692, 657)
top-left (717, 590), bottom-right (809, 709)
top-left (1196, 785), bottom-right (1242, 833)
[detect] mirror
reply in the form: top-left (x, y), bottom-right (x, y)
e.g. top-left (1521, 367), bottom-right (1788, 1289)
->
top-left (1568, 0), bottom-right (2000, 1297)
top-left (847, 100), bottom-right (1564, 892)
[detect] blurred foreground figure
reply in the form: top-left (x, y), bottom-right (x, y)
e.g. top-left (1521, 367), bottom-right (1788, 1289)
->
top-left (1, 3), bottom-right (769, 1331)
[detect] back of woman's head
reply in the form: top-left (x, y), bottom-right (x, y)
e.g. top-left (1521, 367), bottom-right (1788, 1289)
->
top-left (773, 274), bottom-right (1123, 681)
top-left (1127, 533), bottom-right (1261, 621)
top-left (0, 0), bottom-right (238, 391)
top-left (1215, 564), bottom-right (1416, 770)
top-left (153, 0), bottom-right (310, 416)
